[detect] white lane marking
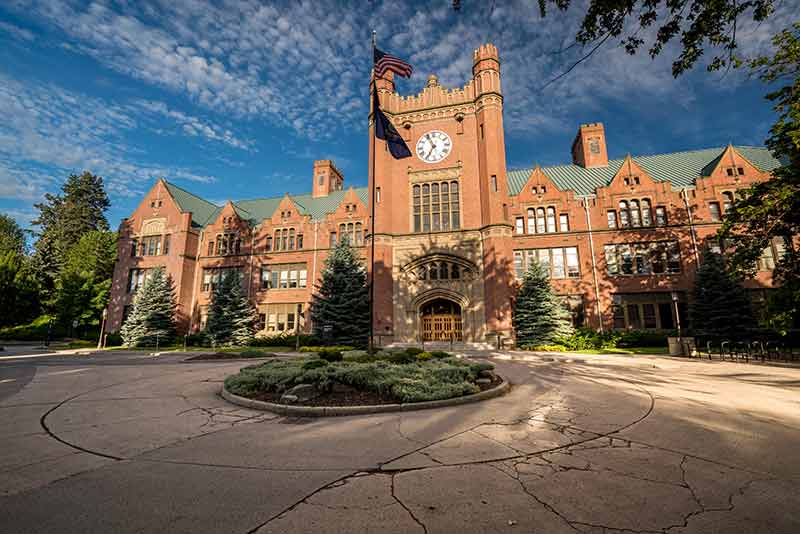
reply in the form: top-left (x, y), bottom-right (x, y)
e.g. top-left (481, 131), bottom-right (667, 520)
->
top-left (0, 378), bottom-right (16, 384)
top-left (45, 368), bottom-right (89, 376)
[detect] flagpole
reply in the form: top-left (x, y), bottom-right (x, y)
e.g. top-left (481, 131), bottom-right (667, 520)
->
top-left (368, 29), bottom-right (377, 355)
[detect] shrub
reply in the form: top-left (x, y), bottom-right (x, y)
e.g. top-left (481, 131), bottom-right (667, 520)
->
top-left (239, 349), bottom-right (272, 358)
top-left (67, 340), bottom-right (95, 349)
top-left (405, 347), bottom-right (424, 356)
top-left (429, 350), bottom-right (451, 359)
top-left (617, 330), bottom-right (670, 348)
top-left (523, 344), bottom-right (568, 352)
top-left (225, 357), bottom-right (497, 403)
top-left (303, 359), bottom-right (329, 370)
top-left (388, 351), bottom-right (416, 364)
top-left (319, 349), bottom-right (343, 362)
top-left (299, 345), bottom-right (355, 353)
top-left (252, 333), bottom-right (321, 347)
top-left (185, 332), bottom-right (208, 347)
top-left (0, 315), bottom-right (67, 341)
top-left (104, 332), bottom-right (123, 347)
top-left (416, 351), bottom-right (433, 361)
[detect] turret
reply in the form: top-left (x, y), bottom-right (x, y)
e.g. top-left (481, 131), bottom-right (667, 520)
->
top-left (571, 123), bottom-right (609, 168)
top-left (312, 160), bottom-right (344, 198)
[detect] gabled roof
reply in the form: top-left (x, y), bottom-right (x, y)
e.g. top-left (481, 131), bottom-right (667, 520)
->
top-left (507, 146), bottom-right (782, 196)
top-left (162, 180), bottom-right (369, 228)
top-left (164, 181), bottom-right (220, 227)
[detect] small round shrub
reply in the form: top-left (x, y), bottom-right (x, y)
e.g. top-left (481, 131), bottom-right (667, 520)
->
top-left (524, 344), bottom-right (568, 352)
top-left (429, 350), bottom-right (451, 359)
top-left (302, 358), bottom-right (329, 370)
top-left (388, 352), bottom-right (415, 364)
top-left (415, 351), bottom-right (433, 361)
top-left (319, 349), bottom-right (343, 362)
top-left (405, 347), bottom-right (424, 356)
top-left (239, 349), bottom-right (273, 358)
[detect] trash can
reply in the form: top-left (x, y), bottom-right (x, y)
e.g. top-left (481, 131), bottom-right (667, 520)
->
top-left (681, 337), bottom-right (697, 357)
top-left (668, 337), bottom-right (683, 356)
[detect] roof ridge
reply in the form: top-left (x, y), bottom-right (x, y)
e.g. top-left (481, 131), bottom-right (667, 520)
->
top-left (164, 180), bottom-right (219, 208)
top-left (232, 186), bottom-right (368, 204)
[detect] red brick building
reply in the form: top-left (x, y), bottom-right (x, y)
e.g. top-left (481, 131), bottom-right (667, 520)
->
top-left (107, 43), bottom-right (783, 346)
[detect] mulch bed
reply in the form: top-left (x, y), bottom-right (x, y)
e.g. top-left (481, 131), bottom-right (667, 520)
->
top-left (187, 352), bottom-right (279, 361)
top-left (248, 375), bottom-right (504, 407)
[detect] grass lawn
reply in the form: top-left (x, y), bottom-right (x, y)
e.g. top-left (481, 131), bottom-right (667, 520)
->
top-left (225, 350), bottom-right (496, 404)
top-left (572, 346), bottom-right (669, 355)
top-left (104, 345), bottom-right (295, 353)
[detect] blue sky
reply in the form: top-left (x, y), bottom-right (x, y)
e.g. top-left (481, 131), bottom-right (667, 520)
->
top-left (0, 1), bottom-right (793, 230)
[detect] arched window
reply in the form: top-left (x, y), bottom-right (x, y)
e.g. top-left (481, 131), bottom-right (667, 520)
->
top-left (619, 201), bottom-right (630, 228)
top-left (441, 182), bottom-right (450, 230)
top-left (546, 207), bottom-right (556, 233)
top-left (274, 231), bottom-right (280, 251)
top-left (339, 223), bottom-right (347, 244)
top-left (288, 229), bottom-right (295, 250)
top-left (216, 234), bottom-right (223, 255)
top-left (536, 207), bottom-right (546, 234)
top-left (355, 223), bottom-right (363, 245)
top-left (527, 208), bottom-right (535, 235)
top-left (430, 262), bottom-right (439, 280)
top-left (641, 199), bottom-right (652, 226)
top-left (439, 262), bottom-right (449, 279)
top-left (451, 263), bottom-right (460, 279)
top-left (418, 266), bottom-right (427, 280)
top-left (281, 229), bottom-right (288, 250)
top-left (630, 200), bottom-right (641, 227)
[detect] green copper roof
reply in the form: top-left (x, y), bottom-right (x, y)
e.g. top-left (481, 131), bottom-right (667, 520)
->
top-left (164, 181), bottom-right (220, 228)
top-left (163, 180), bottom-right (368, 228)
top-left (507, 146), bottom-right (782, 196)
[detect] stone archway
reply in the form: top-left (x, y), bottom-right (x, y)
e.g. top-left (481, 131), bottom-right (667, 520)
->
top-left (420, 298), bottom-right (463, 341)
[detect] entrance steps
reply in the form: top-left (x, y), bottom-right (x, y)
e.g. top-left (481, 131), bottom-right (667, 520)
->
top-left (385, 341), bottom-right (497, 351)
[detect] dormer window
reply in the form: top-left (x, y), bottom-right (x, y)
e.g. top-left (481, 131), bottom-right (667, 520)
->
top-left (623, 178), bottom-right (630, 186)
top-left (633, 176), bottom-right (640, 185)
top-left (541, 186), bottom-right (547, 194)
top-left (726, 168), bottom-right (734, 176)
top-left (737, 167), bottom-right (744, 175)
top-left (531, 186), bottom-right (538, 194)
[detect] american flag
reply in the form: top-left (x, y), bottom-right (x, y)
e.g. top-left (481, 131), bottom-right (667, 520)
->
top-left (374, 48), bottom-right (413, 78)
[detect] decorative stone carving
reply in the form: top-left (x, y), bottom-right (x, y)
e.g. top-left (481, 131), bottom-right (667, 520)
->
top-left (141, 218), bottom-right (166, 235)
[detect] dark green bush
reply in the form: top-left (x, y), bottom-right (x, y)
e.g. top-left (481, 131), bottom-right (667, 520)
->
top-left (319, 349), bottom-right (343, 362)
top-left (239, 349), bottom-right (273, 358)
top-left (405, 347), bottom-right (424, 356)
top-left (302, 359), bottom-right (329, 370)
top-left (299, 345), bottom-right (355, 353)
top-left (0, 315), bottom-right (67, 341)
top-left (388, 351), bottom-right (415, 364)
top-left (617, 330), bottom-right (670, 347)
top-left (429, 350), bottom-right (451, 359)
top-left (105, 332), bottom-right (123, 346)
top-left (184, 332), bottom-right (208, 347)
top-left (251, 333), bottom-right (321, 347)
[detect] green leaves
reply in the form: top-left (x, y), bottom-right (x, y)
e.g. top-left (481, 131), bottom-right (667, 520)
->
top-left (120, 268), bottom-right (177, 347)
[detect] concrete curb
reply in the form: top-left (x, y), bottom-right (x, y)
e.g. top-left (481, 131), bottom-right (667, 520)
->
top-left (221, 378), bottom-right (511, 417)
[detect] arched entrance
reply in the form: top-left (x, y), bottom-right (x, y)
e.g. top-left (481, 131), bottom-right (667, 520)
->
top-left (420, 298), bottom-right (462, 342)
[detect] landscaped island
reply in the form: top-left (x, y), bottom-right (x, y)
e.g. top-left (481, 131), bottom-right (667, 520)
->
top-left (223, 348), bottom-right (500, 406)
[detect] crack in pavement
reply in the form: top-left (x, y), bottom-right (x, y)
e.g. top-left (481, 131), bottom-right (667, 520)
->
top-left (390, 473), bottom-right (428, 534)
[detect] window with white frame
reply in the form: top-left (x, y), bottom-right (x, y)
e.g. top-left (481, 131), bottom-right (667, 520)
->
top-left (604, 241), bottom-right (681, 276)
top-left (201, 267), bottom-right (242, 292)
top-left (260, 264), bottom-right (308, 290)
top-left (513, 247), bottom-right (580, 279)
top-left (260, 303), bottom-right (304, 334)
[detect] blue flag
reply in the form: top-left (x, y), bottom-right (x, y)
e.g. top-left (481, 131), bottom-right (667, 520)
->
top-left (373, 84), bottom-right (411, 159)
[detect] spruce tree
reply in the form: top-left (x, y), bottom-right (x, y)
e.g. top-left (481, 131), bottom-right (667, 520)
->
top-left (690, 252), bottom-right (754, 338)
top-left (120, 268), bottom-right (177, 347)
top-left (310, 241), bottom-right (369, 347)
top-left (205, 270), bottom-right (257, 346)
top-left (513, 260), bottom-right (574, 347)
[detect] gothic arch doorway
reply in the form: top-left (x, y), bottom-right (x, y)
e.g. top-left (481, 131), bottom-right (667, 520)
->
top-left (420, 298), bottom-right (462, 342)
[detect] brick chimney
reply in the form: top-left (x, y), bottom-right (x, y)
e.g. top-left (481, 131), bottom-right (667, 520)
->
top-left (571, 123), bottom-right (608, 168)
top-left (312, 160), bottom-right (344, 198)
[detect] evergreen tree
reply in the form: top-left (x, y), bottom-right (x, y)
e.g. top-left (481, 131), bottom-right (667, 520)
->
top-left (0, 214), bottom-right (26, 255)
top-left (513, 260), bottom-right (574, 346)
top-left (32, 172), bottom-right (110, 299)
top-left (689, 252), bottom-right (754, 338)
top-left (120, 268), bottom-right (177, 347)
top-left (205, 270), bottom-right (257, 346)
top-left (310, 241), bottom-right (369, 347)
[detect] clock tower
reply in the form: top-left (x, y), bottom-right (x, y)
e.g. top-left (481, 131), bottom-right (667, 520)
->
top-left (369, 43), bottom-right (514, 346)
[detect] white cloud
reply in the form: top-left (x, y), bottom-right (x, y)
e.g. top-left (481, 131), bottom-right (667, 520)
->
top-left (0, 72), bottom-right (216, 203)
top-left (0, 21), bottom-right (35, 41)
top-left (135, 99), bottom-right (255, 150)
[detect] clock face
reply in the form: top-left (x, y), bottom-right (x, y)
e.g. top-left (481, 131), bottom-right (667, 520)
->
top-left (416, 130), bottom-right (452, 163)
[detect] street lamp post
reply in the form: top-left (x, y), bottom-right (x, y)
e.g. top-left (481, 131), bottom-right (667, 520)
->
top-left (97, 308), bottom-right (108, 350)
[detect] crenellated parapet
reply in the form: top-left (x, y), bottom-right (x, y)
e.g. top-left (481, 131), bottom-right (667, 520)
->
top-left (378, 43), bottom-right (502, 123)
